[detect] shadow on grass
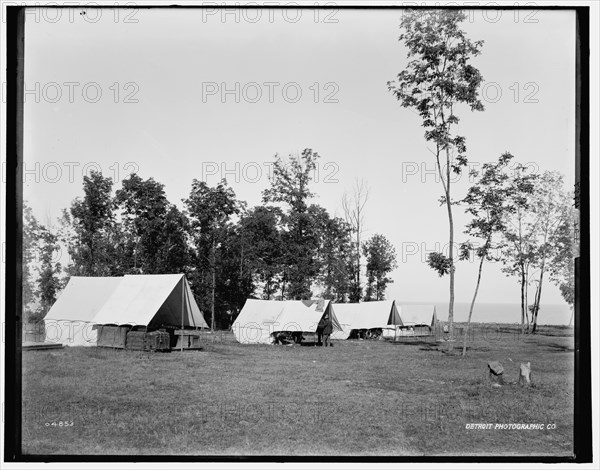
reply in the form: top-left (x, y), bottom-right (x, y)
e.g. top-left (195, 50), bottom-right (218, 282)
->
top-left (543, 342), bottom-right (575, 353)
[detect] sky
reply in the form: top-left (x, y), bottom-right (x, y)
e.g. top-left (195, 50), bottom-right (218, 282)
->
top-left (21, 6), bottom-right (576, 316)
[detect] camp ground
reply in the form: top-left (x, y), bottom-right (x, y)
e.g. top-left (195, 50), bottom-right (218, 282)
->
top-left (381, 304), bottom-right (438, 339)
top-left (330, 300), bottom-right (401, 340)
top-left (43, 274), bottom-right (208, 349)
top-left (232, 299), bottom-right (342, 345)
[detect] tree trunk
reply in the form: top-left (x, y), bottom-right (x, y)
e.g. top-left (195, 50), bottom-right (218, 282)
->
top-left (445, 147), bottom-right (455, 344)
top-left (211, 241), bottom-right (216, 331)
top-left (568, 306), bottom-right (574, 326)
top-left (462, 253), bottom-right (485, 356)
top-left (356, 224), bottom-right (361, 297)
top-left (520, 267), bottom-right (526, 334)
top-left (531, 267), bottom-right (545, 334)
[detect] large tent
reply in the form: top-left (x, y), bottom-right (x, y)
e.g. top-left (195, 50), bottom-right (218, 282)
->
top-left (43, 277), bottom-right (122, 347)
top-left (330, 300), bottom-right (401, 340)
top-left (92, 274), bottom-right (208, 329)
top-left (232, 299), bottom-right (342, 344)
top-left (43, 274), bottom-right (208, 347)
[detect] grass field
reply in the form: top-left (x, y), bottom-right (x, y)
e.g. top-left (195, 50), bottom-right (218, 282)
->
top-left (21, 323), bottom-right (575, 457)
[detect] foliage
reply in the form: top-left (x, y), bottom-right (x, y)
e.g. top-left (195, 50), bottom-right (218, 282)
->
top-left (68, 171), bottom-right (118, 276)
top-left (427, 251), bottom-right (453, 277)
top-left (185, 179), bottom-right (241, 328)
top-left (34, 227), bottom-right (63, 323)
top-left (30, 149), bottom-right (400, 328)
top-left (363, 234), bottom-right (398, 301)
top-left (499, 163), bottom-right (539, 332)
top-left (459, 152), bottom-right (526, 354)
top-left (526, 172), bottom-right (574, 333)
top-left (262, 150), bottom-right (322, 299)
top-left (23, 202), bottom-right (43, 319)
top-left (388, 9), bottom-right (485, 338)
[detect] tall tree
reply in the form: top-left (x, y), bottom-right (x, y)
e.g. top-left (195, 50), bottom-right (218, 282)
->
top-left (68, 171), bottom-right (117, 276)
top-left (115, 174), bottom-right (190, 274)
top-left (23, 202), bottom-right (43, 321)
top-left (342, 179), bottom-right (370, 302)
top-left (388, 9), bottom-right (485, 340)
top-left (548, 194), bottom-right (576, 326)
top-left (238, 206), bottom-right (284, 300)
top-left (262, 149), bottom-right (321, 299)
top-left (34, 227), bottom-right (63, 323)
top-left (363, 234), bottom-right (398, 301)
top-left (458, 152), bottom-right (529, 355)
top-left (314, 208), bottom-right (354, 302)
top-left (528, 172), bottom-right (572, 333)
top-left (185, 179), bottom-right (241, 329)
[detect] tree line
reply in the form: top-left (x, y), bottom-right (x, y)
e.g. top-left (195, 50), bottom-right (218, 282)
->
top-left (23, 150), bottom-right (398, 328)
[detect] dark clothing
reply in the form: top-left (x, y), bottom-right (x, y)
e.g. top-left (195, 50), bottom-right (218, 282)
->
top-left (323, 323), bottom-right (333, 335)
top-left (316, 327), bottom-right (324, 346)
top-left (323, 333), bottom-right (331, 347)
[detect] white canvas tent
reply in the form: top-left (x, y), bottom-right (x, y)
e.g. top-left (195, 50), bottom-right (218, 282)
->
top-left (230, 299), bottom-right (286, 344)
top-left (43, 274), bottom-right (208, 347)
top-left (273, 300), bottom-right (342, 335)
top-left (92, 274), bottom-right (208, 329)
top-left (331, 301), bottom-right (401, 340)
top-left (43, 276), bottom-right (122, 347)
top-left (232, 299), bottom-right (341, 344)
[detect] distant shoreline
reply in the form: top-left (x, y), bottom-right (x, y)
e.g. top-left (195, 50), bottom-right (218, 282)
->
top-left (398, 301), bottom-right (573, 326)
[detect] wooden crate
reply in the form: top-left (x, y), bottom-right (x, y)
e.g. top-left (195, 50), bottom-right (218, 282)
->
top-left (97, 325), bottom-right (128, 349)
top-left (174, 329), bottom-right (203, 350)
top-left (126, 330), bottom-right (171, 352)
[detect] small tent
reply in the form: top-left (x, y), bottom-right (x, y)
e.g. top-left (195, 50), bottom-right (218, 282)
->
top-left (43, 277), bottom-right (122, 347)
top-left (396, 304), bottom-right (438, 336)
top-left (232, 299), bottom-right (342, 344)
top-left (331, 301), bottom-right (401, 340)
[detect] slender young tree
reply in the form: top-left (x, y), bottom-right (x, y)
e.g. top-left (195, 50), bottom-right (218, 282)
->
top-left (548, 195), bottom-right (576, 326)
top-left (388, 9), bottom-right (485, 340)
top-left (500, 165), bottom-right (539, 333)
top-left (528, 172), bottom-right (573, 333)
top-left (458, 152), bottom-right (528, 355)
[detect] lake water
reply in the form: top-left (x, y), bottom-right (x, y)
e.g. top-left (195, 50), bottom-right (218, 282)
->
top-left (401, 301), bottom-right (573, 326)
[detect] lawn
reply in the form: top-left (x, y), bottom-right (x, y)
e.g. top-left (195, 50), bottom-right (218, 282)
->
top-left (21, 323), bottom-right (574, 457)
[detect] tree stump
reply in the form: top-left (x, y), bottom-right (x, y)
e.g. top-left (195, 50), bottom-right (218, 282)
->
top-left (518, 362), bottom-right (531, 386)
top-left (488, 361), bottom-right (504, 385)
